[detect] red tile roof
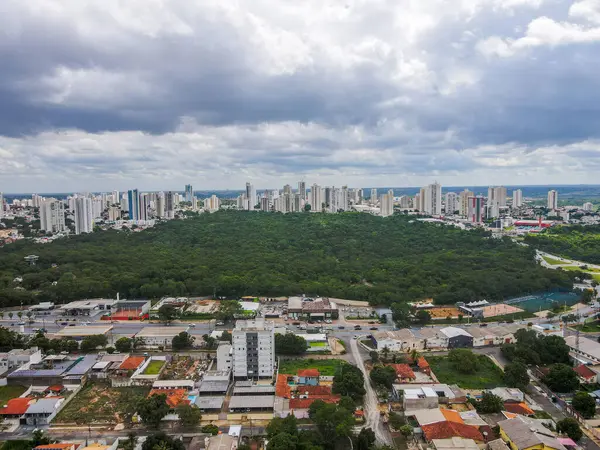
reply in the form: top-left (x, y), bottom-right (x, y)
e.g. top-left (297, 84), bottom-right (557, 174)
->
top-left (388, 364), bottom-right (416, 379)
top-left (34, 445), bottom-right (77, 450)
top-left (417, 357), bottom-right (430, 370)
top-left (119, 356), bottom-right (145, 371)
top-left (297, 369), bottom-right (320, 378)
top-left (0, 398), bottom-right (34, 415)
top-left (421, 421), bottom-right (484, 442)
top-left (289, 397), bottom-right (338, 410)
top-left (47, 385), bottom-right (64, 392)
top-left (276, 374), bottom-right (291, 398)
top-left (148, 389), bottom-right (190, 408)
top-left (293, 385), bottom-right (332, 398)
top-left (503, 402), bottom-right (534, 416)
top-left (574, 364), bottom-right (596, 380)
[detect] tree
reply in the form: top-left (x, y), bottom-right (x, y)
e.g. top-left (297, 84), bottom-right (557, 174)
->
top-left (121, 433), bottom-right (137, 450)
top-left (141, 433), bottom-right (185, 450)
top-left (177, 403), bottom-right (202, 427)
top-left (80, 334), bottom-right (108, 352)
top-left (391, 303), bottom-right (411, 327)
top-left (202, 334), bottom-right (217, 349)
top-left (370, 365), bottom-right (397, 389)
top-left (475, 392), bottom-right (504, 413)
top-left (219, 330), bottom-right (232, 343)
top-left (158, 304), bottom-right (178, 325)
top-left (356, 428), bottom-right (376, 450)
top-left (267, 433), bottom-right (297, 450)
top-left (137, 394), bottom-right (171, 428)
top-left (504, 360), bottom-right (530, 389)
top-left (172, 332), bottom-right (194, 351)
top-left (115, 337), bottom-right (132, 353)
top-left (8, 312), bottom-right (13, 320)
top-left (308, 400), bottom-right (355, 445)
top-left (448, 349), bottom-right (478, 374)
top-left (201, 424), bottom-right (219, 435)
top-left (275, 333), bottom-right (307, 355)
top-left (557, 418), bottom-right (583, 441)
top-left (388, 412), bottom-right (405, 431)
top-left (415, 310), bottom-right (431, 325)
top-left (399, 424), bottom-right (413, 437)
top-left (332, 364), bottom-right (366, 402)
top-left (582, 289), bottom-right (595, 304)
top-left (338, 396), bottom-right (355, 413)
top-left (572, 392), bottom-right (596, 419)
top-left (369, 351), bottom-right (379, 364)
top-left (543, 364), bottom-right (579, 393)
top-left (215, 300), bottom-right (243, 321)
top-left (266, 415), bottom-right (298, 438)
top-left (381, 346), bottom-right (391, 363)
top-left (30, 430), bottom-right (52, 447)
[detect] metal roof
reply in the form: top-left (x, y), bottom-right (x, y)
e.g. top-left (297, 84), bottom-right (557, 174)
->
top-left (229, 395), bottom-right (275, 409)
top-left (233, 385), bottom-right (275, 395)
top-left (194, 396), bottom-right (225, 410)
top-left (440, 327), bottom-right (472, 339)
top-left (198, 380), bottom-right (229, 393)
top-left (25, 398), bottom-right (62, 414)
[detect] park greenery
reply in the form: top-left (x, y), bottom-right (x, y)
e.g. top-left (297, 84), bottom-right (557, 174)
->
top-left (501, 329), bottom-right (570, 366)
top-left (525, 225), bottom-right (600, 265)
top-left (332, 363), bottom-right (366, 402)
top-left (141, 433), bottom-right (185, 450)
top-left (0, 211), bottom-right (576, 308)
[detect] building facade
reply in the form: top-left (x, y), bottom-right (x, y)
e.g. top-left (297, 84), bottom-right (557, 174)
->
top-left (40, 200), bottom-right (66, 233)
top-left (232, 319), bottom-right (275, 380)
top-left (547, 190), bottom-right (558, 210)
top-left (74, 197), bottom-right (93, 235)
top-left (512, 189), bottom-right (523, 208)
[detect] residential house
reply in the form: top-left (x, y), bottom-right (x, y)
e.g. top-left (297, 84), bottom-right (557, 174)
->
top-left (487, 439), bottom-right (511, 450)
top-left (24, 397), bottom-right (64, 426)
top-left (440, 327), bottom-right (473, 349)
top-left (574, 364), bottom-right (597, 384)
top-left (394, 384), bottom-right (456, 410)
top-left (372, 329), bottom-right (421, 351)
top-left (433, 437), bottom-right (479, 450)
top-left (297, 369), bottom-right (320, 386)
top-left (503, 402), bottom-right (534, 416)
top-left (465, 328), bottom-right (496, 347)
top-left (489, 388), bottom-right (524, 403)
top-left (148, 389), bottom-right (190, 408)
top-left (498, 416), bottom-right (566, 450)
top-left (0, 398), bottom-right (35, 421)
top-left (33, 445), bottom-right (79, 450)
top-left (114, 356), bottom-right (146, 377)
top-left (0, 347), bottom-right (43, 375)
top-left (388, 364), bottom-right (416, 382)
top-left (421, 421), bottom-right (484, 443)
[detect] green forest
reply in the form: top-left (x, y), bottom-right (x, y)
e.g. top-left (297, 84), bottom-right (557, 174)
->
top-left (0, 211), bottom-right (574, 307)
top-left (525, 225), bottom-right (600, 264)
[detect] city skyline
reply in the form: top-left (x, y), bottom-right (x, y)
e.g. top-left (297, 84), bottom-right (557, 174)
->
top-left (2, 1), bottom-right (600, 192)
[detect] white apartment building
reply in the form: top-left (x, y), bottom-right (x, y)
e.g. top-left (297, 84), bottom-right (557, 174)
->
top-left (217, 342), bottom-right (232, 372)
top-left (310, 184), bottom-right (323, 212)
top-left (232, 319), bottom-right (275, 380)
top-left (370, 188), bottom-right (378, 204)
top-left (583, 202), bottom-right (593, 212)
top-left (399, 195), bottom-right (411, 209)
top-left (488, 186), bottom-right (507, 207)
top-left (108, 206), bottom-right (121, 221)
top-left (205, 195), bottom-right (220, 212)
top-left (513, 189), bottom-right (523, 208)
top-left (548, 190), bottom-right (558, 210)
top-left (245, 182), bottom-right (256, 210)
top-left (380, 192), bottom-right (394, 217)
top-left (39, 200), bottom-right (66, 233)
top-left (298, 181), bottom-right (306, 201)
top-left (0, 192), bottom-right (4, 218)
top-left (423, 183), bottom-right (442, 215)
top-left (74, 196), bottom-right (93, 235)
top-left (445, 192), bottom-right (458, 214)
top-left (459, 189), bottom-right (474, 217)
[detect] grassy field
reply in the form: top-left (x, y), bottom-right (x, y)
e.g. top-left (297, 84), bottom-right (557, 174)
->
top-left (309, 342), bottom-right (327, 347)
top-left (143, 360), bottom-right (165, 375)
top-left (561, 265), bottom-right (600, 282)
top-left (0, 386), bottom-right (27, 406)
top-left (278, 358), bottom-right (347, 376)
top-left (574, 321), bottom-right (600, 332)
top-left (542, 255), bottom-right (565, 265)
top-left (427, 354), bottom-right (505, 389)
top-left (54, 382), bottom-right (149, 425)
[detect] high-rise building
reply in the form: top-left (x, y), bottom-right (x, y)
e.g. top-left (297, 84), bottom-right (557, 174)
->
top-left (468, 196), bottom-right (485, 223)
top-left (155, 193), bottom-right (165, 218)
top-left (324, 187), bottom-right (333, 208)
top-left (112, 190), bottom-right (120, 206)
top-left (445, 192), bottom-right (458, 214)
top-left (488, 186), bottom-right (507, 207)
top-left (191, 197), bottom-right (198, 211)
top-left (459, 189), bottom-right (474, 217)
top-left (512, 189), bottom-right (523, 208)
top-left (185, 184), bottom-right (193, 202)
top-left (583, 202), bottom-right (594, 212)
top-left (487, 202), bottom-right (499, 219)
top-left (293, 193), bottom-right (303, 212)
top-left (548, 190), bottom-right (558, 210)
top-left (380, 193), bottom-right (394, 217)
top-left (298, 181), bottom-right (306, 201)
top-left (92, 198), bottom-right (104, 219)
top-left (310, 184), bottom-right (322, 212)
top-left (205, 195), bottom-right (220, 212)
top-left (423, 183), bottom-right (442, 215)
top-left (414, 193), bottom-right (421, 211)
top-left (120, 194), bottom-right (128, 212)
top-left (260, 197), bottom-right (271, 212)
top-left (127, 189), bottom-right (140, 221)
top-left (399, 196), bottom-right (410, 209)
top-left (232, 319), bottom-right (275, 380)
top-left (74, 197), bottom-right (93, 235)
top-left (245, 183), bottom-right (256, 211)
top-left (283, 184), bottom-right (292, 196)
top-left (108, 206), bottom-right (121, 221)
top-left (32, 194), bottom-right (42, 209)
top-left (370, 188), bottom-right (378, 204)
top-left (340, 186), bottom-right (349, 211)
top-left (139, 194), bottom-right (150, 221)
top-left (165, 191), bottom-right (175, 219)
top-left (40, 200), bottom-right (66, 233)
top-left (237, 193), bottom-right (247, 210)
top-left (0, 192), bottom-right (4, 218)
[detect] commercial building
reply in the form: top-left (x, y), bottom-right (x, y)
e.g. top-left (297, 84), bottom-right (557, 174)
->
top-left (245, 182), bottom-right (256, 210)
top-left (127, 189), bottom-right (140, 221)
top-left (59, 299), bottom-right (116, 316)
top-left (184, 184), bottom-right (193, 202)
top-left (287, 297), bottom-right (339, 320)
top-left (40, 200), bottom-right (66, 233)
top-left (74, 196), bottom-right (93, 234)
top-left (24, 397), bottom-right (64, 426)
top-left (54, 325), bottom-right (113, 340)
top-left (135, 326), bottom-right (190, 348)
top-left (439, 327), bottom-right (473, 349)
top-left (371, 329), bottom-right (421, 352)
top-left (232, 319), bottom-right (275, 380)
top-left (547, 190), bottom-right (559, 210)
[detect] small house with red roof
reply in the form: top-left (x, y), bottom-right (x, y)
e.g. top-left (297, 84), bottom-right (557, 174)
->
top-left (148, 389), bottom-right (190, 408)
top-left (574, 364), bottom-right (597, 384)
top-left (0, 397), bottom-right (35, 420)
top-left (388, 364), bottom-right (416, 382)
top-left (421, 421), bottom-right (485, 443)
top-left (297, 369), bottom-right (320, 386)
top-left (33, 444), bottom-right (79, 450)
top-left (503, 402), bottom-right (534, 416)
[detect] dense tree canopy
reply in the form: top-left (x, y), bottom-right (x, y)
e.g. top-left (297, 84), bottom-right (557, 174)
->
top-left (525, 225), bottom-right (600, 264)
top-left (503, 360), bottom-right (530, 389)
top-left (137, 394), bottom-right (171, 428)
top-left (501, 329), bottom-right (570, 366)
top-left (172, 332), bottom-right (194, 351)
top-left (543, 364), bottom-right (579, 393)
top-left (332, 364), bottom-right (366, 402)
top-left (448, 349), bottom-right (478, 374)
top-left (474, 392), bottom-right (504, 413)
top-left (275, 333), bottom-right (308, 355)
top-left (370, 365), bottom-right (397, 388)
top-left (557, 418), bottom-right (583, 441)
top-left (141, 433), bottom-right (185, 450)
top-left (572, 392), bottom-right (596, 419)
top-left (0, 212), bottom-right (575, 307)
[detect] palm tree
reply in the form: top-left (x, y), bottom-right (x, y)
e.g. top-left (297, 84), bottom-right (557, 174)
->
top-left (26, 311), bottom-right (33, 320)
top-left (8, 312), bottom-right (13, 320)
top-left (410, 349), bottom-right (421, 364)
top-left (17, 312), bottom-right (23, 320)
top-left (133, 337), bottom-right (145, 350)
top-left (381, 345), bottom-right (390, 363)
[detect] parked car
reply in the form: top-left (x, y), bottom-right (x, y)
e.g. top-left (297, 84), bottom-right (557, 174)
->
top-left (292, 322), bottom-right (300, 325)
top-left (189, 323), bottom-right (196, 327)
top-left (18, 321), bottom-right (26, 325)
top-left (370, 327), bottom-right (378, 330)
top-left (354, 326), bottom-right (362, 330)
top-left (338, 326), bottom-right (345, 329)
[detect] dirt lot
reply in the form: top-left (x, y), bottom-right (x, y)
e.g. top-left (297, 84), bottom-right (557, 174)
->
top-left (429, 307), bottom-right (462, 318)
top-left (54, 382), bottom-right (149, 425)
top-left (160, 355), bottom-right (203, 381)
top-left (186, 300), bottom-right (218, 314)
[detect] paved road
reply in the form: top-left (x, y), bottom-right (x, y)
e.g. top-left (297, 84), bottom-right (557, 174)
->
top-left (349, 337), bottom-right (393, 447)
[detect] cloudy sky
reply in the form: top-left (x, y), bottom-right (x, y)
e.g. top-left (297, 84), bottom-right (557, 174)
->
top-left (2, 0), bottom-right (600, 192)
